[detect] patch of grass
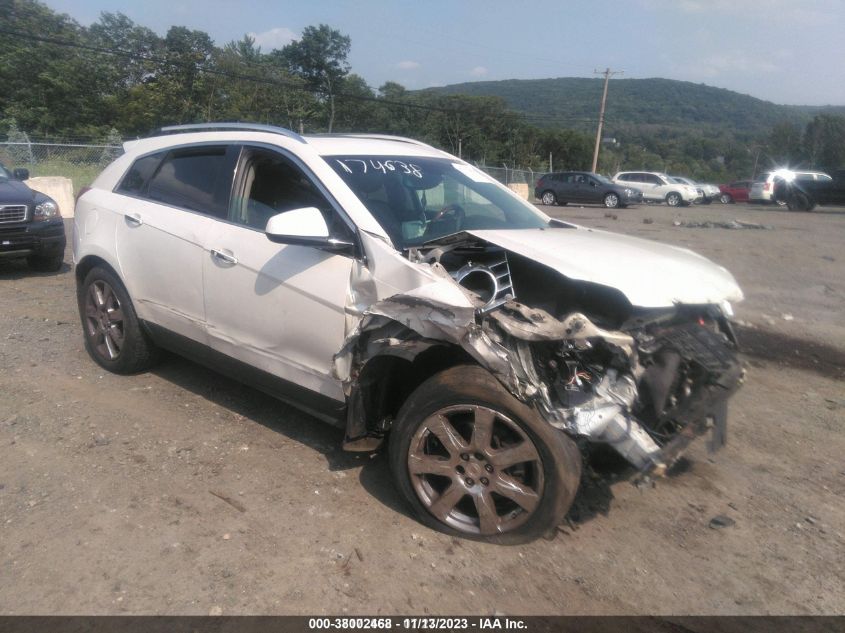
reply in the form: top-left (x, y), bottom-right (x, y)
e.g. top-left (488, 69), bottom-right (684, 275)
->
top-left (27, 160), bottom-right (105, 196)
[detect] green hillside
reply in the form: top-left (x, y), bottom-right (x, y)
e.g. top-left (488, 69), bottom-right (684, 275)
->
top-left (424, 77), bottom-right (845, 136)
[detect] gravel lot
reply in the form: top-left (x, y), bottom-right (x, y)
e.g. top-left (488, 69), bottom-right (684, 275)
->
top-left (1, 202), bottom-right (843, 615)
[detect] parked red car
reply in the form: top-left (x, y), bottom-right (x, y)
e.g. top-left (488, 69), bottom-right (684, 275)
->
top-left (718, 180), bottom-right (752, 204)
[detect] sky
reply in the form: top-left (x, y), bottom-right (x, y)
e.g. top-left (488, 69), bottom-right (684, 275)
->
top-left (44, 0), bottom-right (845, 105)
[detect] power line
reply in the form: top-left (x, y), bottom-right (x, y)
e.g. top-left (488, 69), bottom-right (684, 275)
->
top-left (0, 25), bottom-right (599, 135)
top-left (0, 27), bottom-right (457, 115)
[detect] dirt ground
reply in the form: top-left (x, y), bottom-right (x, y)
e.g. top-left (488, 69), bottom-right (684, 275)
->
top-left (1, 202), bottom-right (843, 616)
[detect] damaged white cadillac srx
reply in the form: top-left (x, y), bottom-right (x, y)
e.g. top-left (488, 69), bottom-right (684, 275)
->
top-left (73, 123), bottom-right (744, 543)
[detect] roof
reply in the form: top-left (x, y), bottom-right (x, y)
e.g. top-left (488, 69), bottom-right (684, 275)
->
top-left (123, 124), bottom-right (450, 160)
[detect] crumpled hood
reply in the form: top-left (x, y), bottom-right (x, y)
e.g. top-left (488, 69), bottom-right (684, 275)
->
top-left (467, 227), bottom-right (744, 308)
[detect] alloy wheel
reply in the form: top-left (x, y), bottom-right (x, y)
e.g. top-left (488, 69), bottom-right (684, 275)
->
top-left (84, 280), bottom-right (125, 361)
top-left (541, 191), bottom-right (556, 206)
top-left (604, 193), bottom-right (619, 208)
top-left (407, 405), bottom-right (544, 536)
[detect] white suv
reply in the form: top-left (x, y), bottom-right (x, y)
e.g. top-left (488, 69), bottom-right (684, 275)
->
top-left (74, 123), bottom-right (744, 543)
top-left (613, 171), bottom-right (700, 206)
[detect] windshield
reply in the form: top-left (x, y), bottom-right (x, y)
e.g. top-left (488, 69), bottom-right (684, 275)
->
top-left (593, 173), bottom-right (612, 185)
top-left (328, 155), bottom-right (549, 248)
top-left (0, 164), bottom-right (10, 181)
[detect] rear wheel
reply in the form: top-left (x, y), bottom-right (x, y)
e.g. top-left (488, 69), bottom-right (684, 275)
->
top-left (541, 190), bottom-right (557, 206)
top-left (78, 266), bottom-right (160, 374)
top-left (603, 192), bottom-right (620, 208)
top-left (787, 191), bottom-right (816, 212)
top-left (666, 191), bottom-right (682, 207)
top-left (389, 365), bottom-right (581, 544)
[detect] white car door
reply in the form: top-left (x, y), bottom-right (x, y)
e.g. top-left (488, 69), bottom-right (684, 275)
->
top-left (202, 146), bottom-right (355, 402)
top-left (113, 145), bottom-right (238, 343)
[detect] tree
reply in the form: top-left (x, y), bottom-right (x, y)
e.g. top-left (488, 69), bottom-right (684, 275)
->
top-left (768, 121), bottom-right (803, 166)
top-left (803, 115), bottom-right (845, 172)
top-left (277, 24), bottom-right (351, 132)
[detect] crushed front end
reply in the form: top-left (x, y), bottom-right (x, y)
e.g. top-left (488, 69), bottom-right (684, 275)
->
top-left (336, 231), bottom-right (744, 475)
top-left (506, 306), bottom-right (744, 474)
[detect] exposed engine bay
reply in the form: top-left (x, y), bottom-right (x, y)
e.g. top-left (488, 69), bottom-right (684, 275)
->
top-left (334, 232), bottom-right (744, 476)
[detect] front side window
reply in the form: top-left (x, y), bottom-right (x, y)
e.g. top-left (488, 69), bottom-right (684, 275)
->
top-left (328, 156), bottom-right (548, 248)
top-left (231, 148), bottom-right (353, 242)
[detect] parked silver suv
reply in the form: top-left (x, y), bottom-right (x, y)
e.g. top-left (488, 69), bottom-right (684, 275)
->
top-left (74, 123), bottom-right (744, 543)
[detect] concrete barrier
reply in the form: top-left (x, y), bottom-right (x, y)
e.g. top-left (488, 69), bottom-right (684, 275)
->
top-left (507, 183), bottom-right (530, 200)
top-left (24, 177), bottom-right (75, 218)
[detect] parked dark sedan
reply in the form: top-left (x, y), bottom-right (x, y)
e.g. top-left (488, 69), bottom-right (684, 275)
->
top-left (535, 171), bottom-right (642, 208)
top-left (0, 162), bottom-right (65, 271)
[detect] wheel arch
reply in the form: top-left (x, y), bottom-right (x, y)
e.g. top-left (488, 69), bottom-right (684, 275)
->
top-left (344, 340), bottom-right (476, 444)
top-left (75, 254), bottom-right (123, 289)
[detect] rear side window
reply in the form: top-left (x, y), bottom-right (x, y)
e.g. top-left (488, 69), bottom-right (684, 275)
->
top-left (618, 173), bottom-right (635, 182)
top-left (146, 146), bottom-right (231, 218)
top-left (116, 152), bottom-right (165, 196)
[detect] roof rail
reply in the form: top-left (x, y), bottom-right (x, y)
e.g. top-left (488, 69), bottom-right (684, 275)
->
top-left (152, 122), bottom-right (307, 144)
top-left (308, 133), bottom-right (436, 150)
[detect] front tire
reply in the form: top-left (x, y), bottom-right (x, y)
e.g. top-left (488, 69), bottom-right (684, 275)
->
top-left (541, 190), bottom-right (557, 206)
top-left (719, 193), bottom-right (733, 204)
top-left (603, 192), bottom-right (620, 208)
top-left (77, 266), bottom-right (160, 374)
top-left (389, 365), bottom-right (581, 544)
top-left (666, 191), bottom-right (682, 207)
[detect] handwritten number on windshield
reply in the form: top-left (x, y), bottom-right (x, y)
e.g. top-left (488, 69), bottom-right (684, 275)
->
top-left (335, 158), bottom-right (422, 178)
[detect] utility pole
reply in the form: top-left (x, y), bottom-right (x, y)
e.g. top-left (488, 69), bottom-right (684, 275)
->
top-left (591, 67), bottom-right (623, 173)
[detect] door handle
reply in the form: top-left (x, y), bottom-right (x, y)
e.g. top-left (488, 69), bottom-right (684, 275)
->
top-left (124, 213), bottom-right (143, 226)
top-left (210, 248), bottom-right (238, 265)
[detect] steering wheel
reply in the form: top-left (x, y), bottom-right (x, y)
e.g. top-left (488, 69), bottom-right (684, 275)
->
top-left (432, 203), bottom-right (466, 226)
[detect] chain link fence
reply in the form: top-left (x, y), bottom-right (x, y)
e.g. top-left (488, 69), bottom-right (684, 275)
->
top-left (474, 165), bottom-right (545, 201)
top-left (0, 138), bottom-right (549, 200)
top-left (0, 141), bottom-right (122, 195)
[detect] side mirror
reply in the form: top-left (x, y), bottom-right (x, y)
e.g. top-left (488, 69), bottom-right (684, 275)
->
top-left (265, 207), bottom-right (355, 254)
top-left (13, 168), bottom-right (30, 181)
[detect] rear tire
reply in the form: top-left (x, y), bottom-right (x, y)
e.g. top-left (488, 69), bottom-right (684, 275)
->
top-left (541, 190), bottom-right (557, 206)
top-left (787, 191), bottom-right (815, 212)
top-left (77, 266), bottom-right (160, 374)
top-left (389, 365), bottom-right (582, 544)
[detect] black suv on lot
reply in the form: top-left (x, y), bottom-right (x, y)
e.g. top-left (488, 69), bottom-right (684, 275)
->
top-left (535, 171), bottom-right (643, 209)
top-left (0, 162), bottom-right (65, 271)
top-left (774, 169), bottom-right (845, 212)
